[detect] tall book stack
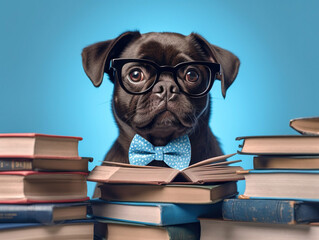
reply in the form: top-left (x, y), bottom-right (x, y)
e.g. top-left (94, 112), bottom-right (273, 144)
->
top-left (87, 153), bottom-right (244, 240)
top-left (199, 117), bottom-right (319, 240)
top-left (0, 133), bottom-right (94, 240)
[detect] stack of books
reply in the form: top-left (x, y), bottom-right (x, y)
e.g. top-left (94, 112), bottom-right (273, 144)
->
top-left (87, 153), bottom-right (244, 240)
top-left (199, 117), bottom-right (319, 240)
top-left (0, 133), bottom-right (94, 240)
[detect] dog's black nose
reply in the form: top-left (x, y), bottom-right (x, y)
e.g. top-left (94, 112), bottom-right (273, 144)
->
top-left (152, 80), bottom-right (180, 101)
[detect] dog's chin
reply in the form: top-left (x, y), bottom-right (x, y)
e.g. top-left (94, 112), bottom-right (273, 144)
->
top-left (133, 111), bottom-right (192, 144)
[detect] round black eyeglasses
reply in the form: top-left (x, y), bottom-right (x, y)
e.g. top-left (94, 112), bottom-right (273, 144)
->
top-left (109, 58), bottom-right (221, 98)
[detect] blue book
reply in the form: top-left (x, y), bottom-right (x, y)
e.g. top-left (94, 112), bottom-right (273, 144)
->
top-left (238, 169), bottom-right (319, 201)
top-left (90, 199), bottom-right (222, 226)
top-left (0, 202), bottom-right (88, 224)
top-left (0, 219), bottom-right (93, 230)
top-left (223, 198), bottom-right (319, 224)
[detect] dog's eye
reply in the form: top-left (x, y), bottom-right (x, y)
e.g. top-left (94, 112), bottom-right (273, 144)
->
top-left (128, 69), bottom-right (144, 82)
top-left (185, 70), bottom-right (199, 82)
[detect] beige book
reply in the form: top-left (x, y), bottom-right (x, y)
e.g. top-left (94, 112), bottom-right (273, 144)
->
top-left (95, 221), bottom-right (200, 240)
top-left (0, 222), bottom-right (94, 240)
top-left (52, 205), bottom-right (87, 222)
top-left (200, 219), bottom-right (319, 240)
top-left (254, 155), bottom-right (319, 169)
top-left (99, 181), bottom-right (238, 204)
top-left (237, 135), bottom-right (319, 155)
top-left (290, 116), bottom-right (319, 135)
top-left (237, 170), bottom-right (319, 200)
top-left (0, 171), bottom-right (88, 203)
top-left (0, 133), bottom-right (82, 158)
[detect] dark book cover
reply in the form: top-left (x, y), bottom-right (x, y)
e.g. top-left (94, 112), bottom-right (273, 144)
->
top-left (0, 202), bottom-right (89, 224)
top-left (223, 198), bottom-right (319, 224)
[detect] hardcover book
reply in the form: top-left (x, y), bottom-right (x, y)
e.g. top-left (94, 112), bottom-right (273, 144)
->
top-left (88, 153), bottom-right (243, 185)
top-left (253, 155), bottom-right (319, 170)
top-left (236, 135), bottom-right (319, 155)
top-left (0, 220), bottom-right (94, 240)
top-left (200, 219), bottom-right (319, 240)
top-left (0, 157), bottom-right (92, 172)
top-left (99, 181), bottom-right (238, 204)
top-left (0, 133), bottom-right (82, 159)
top-left (90, 200), bottom-right (222, 226)
top-left (0, 171), bottom-right (89, 203)
top-left (290, 116), bottom-right (319, 135)
top-left (237, 170), bottom-right (319, 201)
top-left (0, 202), bottom-right (88, 223)
top-left (223, 199), bottom-right (319, 224)
top-left (95, 220), bottom-right (200, 240)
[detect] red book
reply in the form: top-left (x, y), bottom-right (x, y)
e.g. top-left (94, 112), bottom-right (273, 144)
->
top-left (0, 171), bottom-right (88, 203)
top-left (0, 133), bottom-right (82, 159)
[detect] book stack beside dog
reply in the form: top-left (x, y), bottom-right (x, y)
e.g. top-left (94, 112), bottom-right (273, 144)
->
top-left (200, 117), bottom-right (319, 240)
top-left (87, 153), bottom-right (244, 240)
top-left (0, 133), bottom-right (94, 240)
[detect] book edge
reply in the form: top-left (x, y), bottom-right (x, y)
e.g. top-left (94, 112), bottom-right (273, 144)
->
top-left (0, 133), bottom-right (82, 140)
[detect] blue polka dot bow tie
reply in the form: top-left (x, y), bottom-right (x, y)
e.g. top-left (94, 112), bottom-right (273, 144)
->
top-left (128, 134), bottom-right (191, 170)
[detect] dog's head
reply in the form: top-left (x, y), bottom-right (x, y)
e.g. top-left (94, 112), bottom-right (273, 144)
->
top-left (82, 31), bottom-right (239, 146)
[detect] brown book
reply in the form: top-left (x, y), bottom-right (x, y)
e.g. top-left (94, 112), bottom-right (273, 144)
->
top-left (199, 219), bottom-right (319, 240)
top-left (95, 221), bottom-right (200, 240)
top-left (0, 133), bottom-right (82, 159)
top-left (87, 153), bottom-right (243, 185)
top-left (236, 135), bottom-right (319, 155)
top-left (290, 117), bottom-right (319, 135)
top-left (99, 181), bottom-right (238, 204)
top-left (0, 171), bottom-right (89, 203)
top-left (254, 156), bottom-right (319, 170)
top-left (237, 169), bottom-right (319, 200)
top-left (90, 200), bottom-right (221, 226)
top-left (0, 221), bottom-right (94, 240)
top-left (0, 157), bottom-right (92, 172)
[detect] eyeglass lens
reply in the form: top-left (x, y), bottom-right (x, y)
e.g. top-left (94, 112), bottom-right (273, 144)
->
top-left (120, 61), bottom-right (213, 95)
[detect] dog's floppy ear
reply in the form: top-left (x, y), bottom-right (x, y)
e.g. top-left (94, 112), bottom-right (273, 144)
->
top-left (81, 31), bottom-right (141, 87)
top-left (190, 33), bottom-right (240, 98)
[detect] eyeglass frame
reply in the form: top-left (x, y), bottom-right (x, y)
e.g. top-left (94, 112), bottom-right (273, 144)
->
top-left (109, 58), bottom-right (222, 98)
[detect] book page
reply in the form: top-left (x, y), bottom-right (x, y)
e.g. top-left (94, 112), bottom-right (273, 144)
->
top-left (87, 166), bottom-right (121, 182)
top-left (182, 165), bottom-right (244, 183)
top-left (185, 153), bottom-right (236, 170)
top-left (88, 165), bottom-right (180, 184)
top-left (111, 167), bottom-right (179, 183)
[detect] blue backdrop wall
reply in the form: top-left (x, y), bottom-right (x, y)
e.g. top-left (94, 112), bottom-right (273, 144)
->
top-left (1, 0), bottom-right (319, 196)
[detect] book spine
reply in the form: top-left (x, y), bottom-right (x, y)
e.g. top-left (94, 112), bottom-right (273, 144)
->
top-left (166, 222), bottom-right (200, 240)
top-left (0, 159), bottom-right (32, 171)
top-left (0, 205), bottom-right (53, 223)
top-left (222, 199), bottom-right (297, 224)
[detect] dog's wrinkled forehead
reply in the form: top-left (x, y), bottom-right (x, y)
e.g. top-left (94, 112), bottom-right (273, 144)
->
top-left (120, 33), bottom-right (207, 65)
top-left (81, 31), bottom-right (240, 97)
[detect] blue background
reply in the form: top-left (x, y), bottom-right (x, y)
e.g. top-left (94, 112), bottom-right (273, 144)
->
top-left (1, 0), bottom-right (319, 196)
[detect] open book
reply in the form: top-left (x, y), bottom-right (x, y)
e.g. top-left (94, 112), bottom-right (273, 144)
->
top-left (87, 154), bottom-right (244, 185)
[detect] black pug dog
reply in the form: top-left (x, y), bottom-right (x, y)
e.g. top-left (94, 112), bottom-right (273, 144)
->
top-left (82, 31), bottom-right (240, 167)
